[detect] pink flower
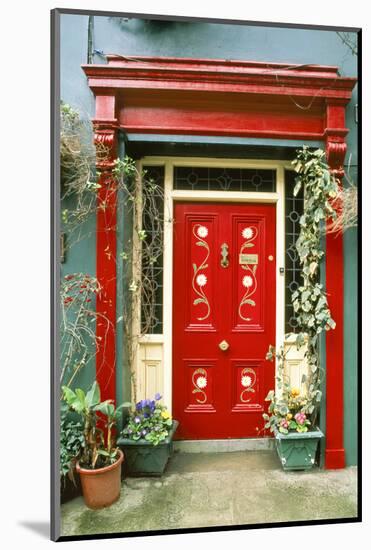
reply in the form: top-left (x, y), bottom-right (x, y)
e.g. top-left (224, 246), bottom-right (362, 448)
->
top-left (294, 412), bottom-right (306, 425)
top-left (280, 419), bottom-right (289, 429)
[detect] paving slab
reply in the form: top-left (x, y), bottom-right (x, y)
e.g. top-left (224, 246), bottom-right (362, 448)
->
top-left (61, 450), bottom-right (358, 537)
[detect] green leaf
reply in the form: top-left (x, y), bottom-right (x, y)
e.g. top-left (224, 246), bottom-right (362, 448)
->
top-left (97, 449), bottom-right (110, 457)
top-left (95, 401), bottom-right (115, 418)
top-left (327, 318), bottom-right (336, 330)
top-left (296, 333), bottom-right (305, 349)
top-left (265, 390), bottom-right (275, 402)
top-left (293, 180), bottom-right (302, 196)
top-left (62, 386), bottom-right (76, 406)
top-left (193, 298), bottom-right (205, 305)
top-left (75, 389), bottom-right (86, 411)
top-left (309, 262), bottom-right (318, 276)
top-left (85, 381), bottom-right (100, 409)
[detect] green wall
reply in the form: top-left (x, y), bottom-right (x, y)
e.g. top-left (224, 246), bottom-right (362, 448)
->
top-left (60, 13), bottom-right (358, 464)
top-left (60, 15), bottom-right (96, 391)
top-left (343, 225), bottom-right (358, 466)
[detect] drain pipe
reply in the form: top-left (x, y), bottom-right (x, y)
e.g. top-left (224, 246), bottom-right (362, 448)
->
top-left (87, 15), bottom-right (94, 64)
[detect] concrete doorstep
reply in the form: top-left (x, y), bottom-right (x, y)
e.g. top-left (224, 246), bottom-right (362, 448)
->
top-left (61, 450), bottom-right (358, 537)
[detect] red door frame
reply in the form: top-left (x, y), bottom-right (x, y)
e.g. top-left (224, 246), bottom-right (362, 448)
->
top-left (82, 56), bottom-right (356, 468)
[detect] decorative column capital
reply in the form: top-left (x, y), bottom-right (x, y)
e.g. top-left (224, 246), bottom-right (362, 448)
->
top-left (324, 128), bottom-right (348, 178)
top-left (93, 119), bottom-right (119, 170)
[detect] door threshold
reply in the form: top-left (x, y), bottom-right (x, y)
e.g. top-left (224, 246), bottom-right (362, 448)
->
top-left (174, 438), bottom-right (275, 453)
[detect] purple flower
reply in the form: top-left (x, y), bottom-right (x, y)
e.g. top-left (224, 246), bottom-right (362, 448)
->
top-left (155, 393), bottom-right (162, 401)
top-left (127, 428), bottom-right (133, 434)
top-left (141, 429), bottom-right (147, 436)
top-left (134, 416), bottom-right (141, 424)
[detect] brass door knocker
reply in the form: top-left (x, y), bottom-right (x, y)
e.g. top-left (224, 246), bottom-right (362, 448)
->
top-left (221, 243), bottom-right (229, 268)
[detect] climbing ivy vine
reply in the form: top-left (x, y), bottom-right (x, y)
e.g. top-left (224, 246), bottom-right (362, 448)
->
top-left (264, 147), bottom-right (338, 434)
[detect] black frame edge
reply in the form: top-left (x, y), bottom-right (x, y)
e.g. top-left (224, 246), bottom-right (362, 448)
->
top-left (51, 7), bottom-right (62, 543)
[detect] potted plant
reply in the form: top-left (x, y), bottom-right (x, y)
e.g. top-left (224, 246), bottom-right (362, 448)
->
top-left (62, 381), bottom-right (130, 509)
top-left (263, 344), bottom-right (324, 471)
top-left (60, 403), bottom-right (85, 503)
top-left (117, 393), bottom-right (179, 476)
top-left (263, 147), bottom-right (339, 471)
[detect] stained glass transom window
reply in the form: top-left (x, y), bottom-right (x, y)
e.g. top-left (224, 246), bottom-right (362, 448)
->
top-left (174, 167), bottom-right (276, 192)
top-left (285, 170), bottom-right (304, 333)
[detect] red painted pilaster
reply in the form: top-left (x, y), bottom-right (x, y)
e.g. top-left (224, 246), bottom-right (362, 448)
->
top-left (324, 101), bottom-right (347, 469)
top-left (94, 115), bottom-right (118, 403)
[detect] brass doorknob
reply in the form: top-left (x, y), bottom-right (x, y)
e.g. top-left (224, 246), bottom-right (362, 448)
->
top-left (219, 340), bottom-right (229, 351)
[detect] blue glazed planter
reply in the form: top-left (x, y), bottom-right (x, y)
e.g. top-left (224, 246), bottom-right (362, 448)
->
top-left (275, 427), bottom-right (324, 471)
top-left (117, 420), bottom-right (179, 476)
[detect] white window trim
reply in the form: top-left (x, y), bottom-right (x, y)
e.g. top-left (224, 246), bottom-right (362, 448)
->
top-left (137, 156), bottom-right (293, 412)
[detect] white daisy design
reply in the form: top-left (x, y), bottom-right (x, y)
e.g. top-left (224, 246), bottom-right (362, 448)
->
top-left (242, 227), bottom-right (253, 240)
top-left (242, 275), bottom-right (253, 288)
top-left (241, 375), bottom-right (252, 388)
top-left (196, 274), bottom-right (207, 287)
top-left (196, 376), bottom-right (207, 389)
top-left (197, 225), bottom-right (208, 238)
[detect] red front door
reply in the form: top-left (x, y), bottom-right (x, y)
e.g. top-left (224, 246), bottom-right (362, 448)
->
top-left (172, 202), bottom-right (276, 439)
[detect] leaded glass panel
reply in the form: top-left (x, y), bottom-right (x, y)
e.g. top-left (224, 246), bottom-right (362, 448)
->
top-left (285, 170), bottom-right (304, 333)
top-left (174, 166), bottom-right (276, 192)
top-left (141, 165), bottom-right (164, 334)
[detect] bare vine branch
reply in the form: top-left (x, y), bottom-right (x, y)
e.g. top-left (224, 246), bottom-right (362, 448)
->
top-left (336, 32), bottom-right (358, 56)
top-left (60, 103), bottom-right (168, 401)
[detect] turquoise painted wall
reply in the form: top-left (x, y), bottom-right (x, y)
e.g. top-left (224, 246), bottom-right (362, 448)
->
top-left (343, 227), bottom-right (358, 466)
top-left (60, 13), bottom-right (358, 464)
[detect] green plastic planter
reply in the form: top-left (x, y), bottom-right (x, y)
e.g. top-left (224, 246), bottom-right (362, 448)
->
top-left (275, 427), bottom-right (324, 471)
top-left (117, 420), bottom-right (179, 476)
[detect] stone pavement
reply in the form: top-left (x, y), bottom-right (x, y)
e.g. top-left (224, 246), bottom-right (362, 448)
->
top-left (61, 450), bottom-right (358, 537)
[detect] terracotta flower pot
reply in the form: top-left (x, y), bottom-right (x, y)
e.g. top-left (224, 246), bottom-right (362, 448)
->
top-left (76, 449), bottom-right (124, 509)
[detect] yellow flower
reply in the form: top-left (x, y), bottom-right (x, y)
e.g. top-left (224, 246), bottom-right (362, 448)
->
top-left (290, 388), bottom-right (300, 398)
top-left (161, 411), bottom-right (171, 420)
top-left (286, 413), bottom-right (293, 420)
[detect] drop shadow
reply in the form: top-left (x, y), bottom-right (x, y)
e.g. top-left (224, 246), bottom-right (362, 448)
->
top-left (18, 521), bottom-right (50, 539)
